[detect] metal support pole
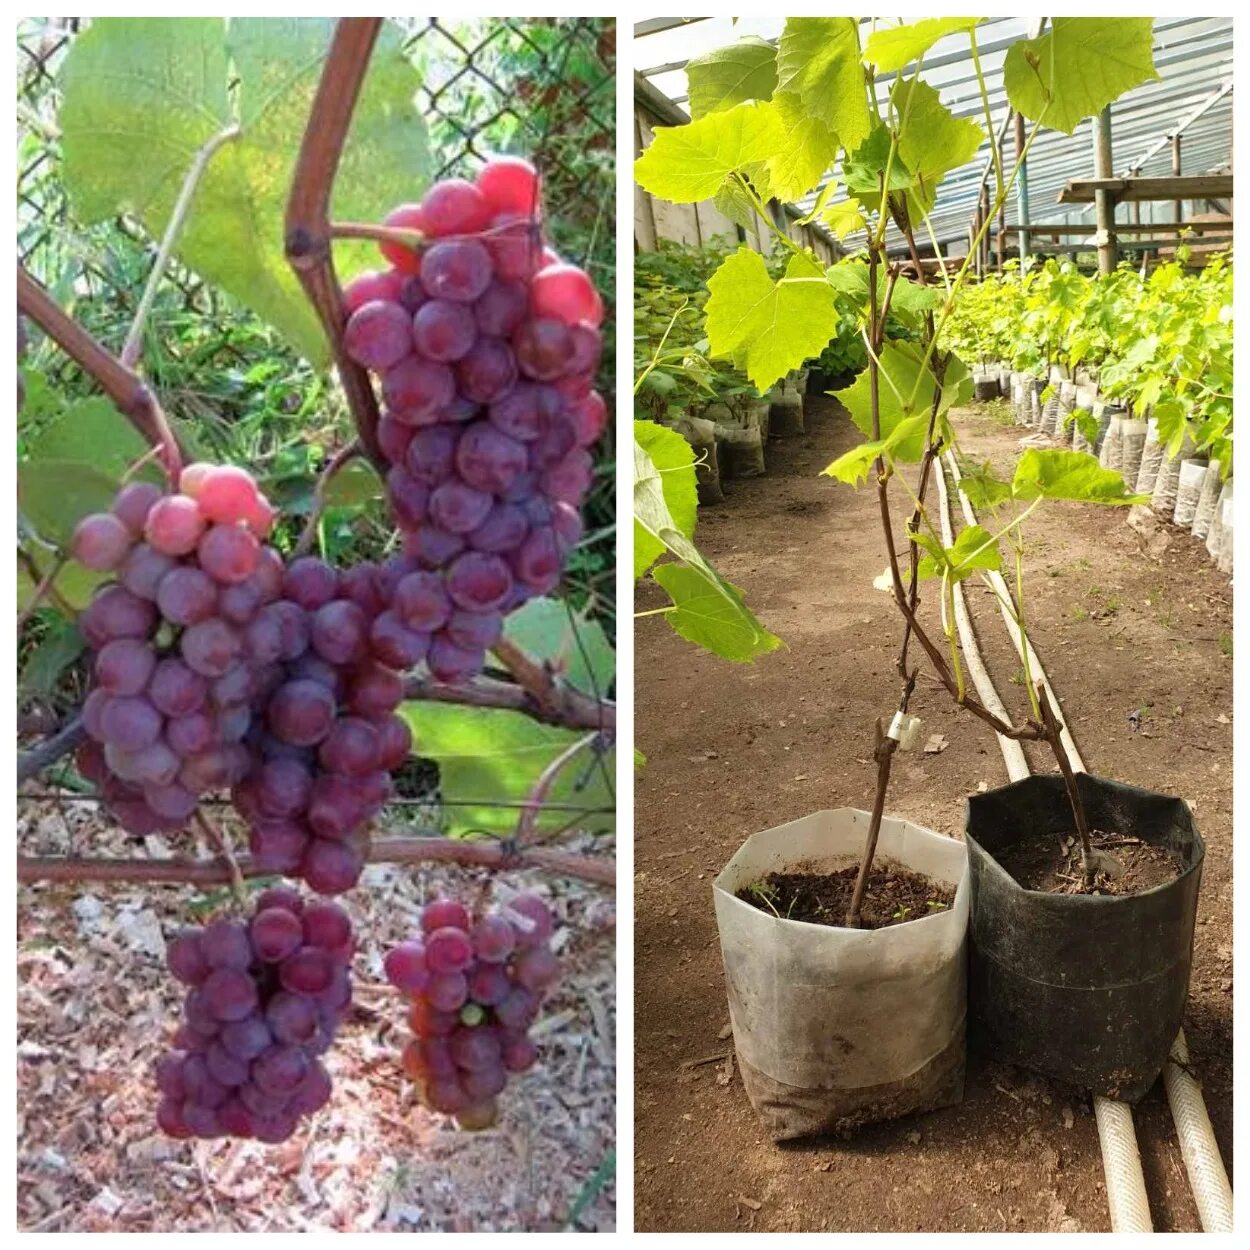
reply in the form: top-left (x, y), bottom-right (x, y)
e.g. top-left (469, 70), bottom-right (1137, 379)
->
top-left (1093, 106), bottom-right (1118, 274)
top-left (1014, 111), bottom-right (1030, 265)
top-left (1172, 133), bottom-right (1183, 224)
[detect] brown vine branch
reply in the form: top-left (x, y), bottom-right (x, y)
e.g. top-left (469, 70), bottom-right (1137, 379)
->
top-left (292, 438), bottom-right (363, 557)
top-left (17, 715), bottom-right (86, 784)
top-left (193, 810), bottom-right (247, 905)
top-left (16, 264), bottom-right (184, 479)
top-left (404, 671), bottom-right (614, 733)
top-left (284, 17), bottom-right (387, 470)
top-left (514, 732), bottom-right (601, 850)
top-left (17, 837), bottom-right (615, 889)
top-left (17, 547), bottom-right (73, 628)
top-left (121, 124), bottom-right (241, 370)
top-left (1036, 683), bottom-right (1095, 888)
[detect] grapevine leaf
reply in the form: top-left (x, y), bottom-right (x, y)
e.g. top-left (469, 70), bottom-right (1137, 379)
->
top-left (834, 342), bottom-right (969, 443)
top-left (958, 460), bottom-right (1014, 509)
top-left (1062, 407), bottom-right (1102, 448)
top-left (822, 439), bottom-right (886, 487)
top-left (1003, 18), bottom-right (1158, 135)
top-left (24, 397), bottom-right (158, 482)
top-left (19, 616), bottom-right (86, 695)
top-left (59, 17), bottom-right (430, 365)
top-left (704, 248), bottom-right (840, 391)
top-left (916, 523), bottom-right (1002, 583)
top-left (633, 420), bottom-right (698, 580)
top-left (863, 18), bottom-right (983, 72)
top-left (685, 36), bottom-right (778, 117)
top-left (713, 178), bottom-right (758, 229)
top-left (822, 412), bottom-right (931, 485)
top-left (843, 125), bottom-right (915, 199)
top-left (1011, 449), bottom-right (1146, 504)
top-left (894, 77), bottom-right (985, 218)
top-left (633, 101), bottom-right (784, 203)
top-left (820, 196), bottom-right (868, 240)
top-left (776, 18), bottom-right (871, 154)
top-left (751, 93), bottom-right (841, 203)
top-left (652, 563), bottom-right (782, 662)
top-left (18, 459), bottom-right (127, 546)
top-left (496, 598), bottom-right (615, 696)
top-left (17, 539), bottom-right (109, 612)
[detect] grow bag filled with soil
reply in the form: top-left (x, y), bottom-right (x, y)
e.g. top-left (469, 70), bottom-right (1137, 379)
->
top-left (965, 773), bottom-right (1203, 1102)
top-left (713, 809), bottom-right (968, 1141)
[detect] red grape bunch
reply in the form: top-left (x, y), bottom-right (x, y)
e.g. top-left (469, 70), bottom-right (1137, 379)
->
top-left (342, 155), bottom-right (608, 685)
top-left (384, 892), bottom-right (560, 1130)
top-left (229, 553), bottom-right (413, 895)
top-left (70, 465), bottom-right (282, 835)
top-left (156, 887), bottom-right (352, 1142)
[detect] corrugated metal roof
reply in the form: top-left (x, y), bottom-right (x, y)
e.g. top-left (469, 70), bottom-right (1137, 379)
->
top-left (634, 16), bottom-right (1233, 249)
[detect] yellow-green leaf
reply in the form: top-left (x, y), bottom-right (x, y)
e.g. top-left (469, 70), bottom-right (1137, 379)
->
top-left (686, 36), bottom-right (778, 117)
top-left (863, 18), bottom-right (982, 72)
top-left (776, 18), bottom-right (871, 153)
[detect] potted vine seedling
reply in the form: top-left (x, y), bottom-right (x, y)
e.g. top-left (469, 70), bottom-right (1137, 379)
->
top-left (636, 15), bottom-right (1205, 1137)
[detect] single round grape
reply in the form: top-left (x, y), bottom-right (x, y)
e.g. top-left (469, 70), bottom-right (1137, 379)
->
top-left (369, 610), bottom-right (430, 669)
top-left (345, 662), bottom-right (404, 718)
top-left (206, 1040), bottom-right (251, 1087)
top-left (474, 279), bottom-right (529, 337)
top-left (267, 679), bottom-right (336, 746)
top-left (514, 945), bottom-right (560, 992)
top-left (301, 838), bottom-right (364, 895)
top-left (307, 773), bottom-right (366, 839)
top-left (180, 617), bottom-right (241, 678)
top-left (344, 299), bottom-right (414, 371)
top-left (494, 985), bottom-right (539, 1031)
top-left (487, 382), bottom-right (545, 442)
top-left (343, 267), bottom-right (404, 311)
top-left (250, 907), bottom-right (305, 962)
top-left (165, 710), bottom-right (215, 757)
top-left (178, 463), bottom-right (214, 497)
top-left (256, 757), bottom-right (313, 816)
top-left (156, 565), bottom-right (217, 626)
top-left (457, 336), bottom-right (518, 404)
top-left (289, 1061), bottom-right (333, 1115)
top-left (405, 524), bottom-right (467, 570)
top-left (94, 637), bottom-right (156, 696)
top-left (467, 961), bottom-right (513, 1006)
top-left (471, 913), bottom-right (516, 963)
top-left (340, 563), bottom-right (386, 616)
top-left (249, 820), bottom-right (308, 873)
top-left (408, 997), bottom-right (459, 1038)
top-left (119, 542), bottom-right (176, 601)
top-left (384, 940), bottom-right (431, 993)
top-left (421, 239), bottom-right (493, 304)
top-left (445, 609), bottom-right (503, 653)
top-left (99, 695), bottom-right (162, 751)
top-left (167, 931), bottom-right (209, 985)
top-left (394, 570), bottom-right (452, 633)
top-left (377, 413), bottom-right (416, 465)
top-left (514, 317), bottom-right (574, 381)
top-left (383, 355), bottom-right (456, 421)
top-left (310, 599), bottom-right (369, 665)
top-left (71, 511), bottom-right (134, 571)
top-left (302, 901), bottom-right (352, 955)
top-left (507, 894), bottom-right (555, 948)
top-left (500, 1031), bottom-right (539, 1073)
top-left (144, 781), bottom-right (198, 822)
top-left (219, 580), bottom-right (262, 624)
top-left (425, 926), bottom-right (474, 975)
top-left (455, 423), bottom-right (527, 494)
top-left (112, 481), bottom-right (164, 536)
top-left (373, 714), bottom-right (413, 771)
top-left (197, 467), bottom-right (262, 526)
top-left (265, 991), bottom-right (320, 1045)
top-left (427, 971), bottom-right (469, 1012)
top-left (425, 1075), bottom-right (471, 1115)
top-left (427, 637), bottom-right (484, 684)
top-left (468, 502), bottom-right (529, 554)
top-left (155, 1098), bottom-right (192, 1138)
top-left (279, 947), bottom-right (334, 995)
top-left (461, 1063), bottom-right (507, 1101)
top-left (386, 467), bottom-right (431, 528)
top-left (450, 1025), bottom-right (503, 1072)
top-left (203, 968), bottom-right (260, 1022)
top-left (283, 557), bottom-right (339, 610)
top-left (178, 742), bottom-right (249, 792)
top-left (379, 203), bottom-right (426, 275)
top-left (252, 1043), bottom-right (310, 1095)
top-left (511, 527), bottom-right (562, 595)
top-left (485, 213), bottom-right (544, 282)
top-left (318, 717), bottom-right (380, 776)
top-left (201, 918), bottom-right (253, 969)
top-left (220, 1014), bottom-right (274, 1061)
top-left (79, 584), bottom-right (158, 646)
top-left (289, 652), bottom-right (345, 698)
top-left (476, 154), bottom-right (540, 216)
top-left (429, 480), bottom-right (494, 535)
top-left (198, 523), bottom-right (260, 585)
top-left (446, 551), bottom-right (512, 613)
top-left (404, 425), bottom-right (459, 485)
top-left (256, 886), bottom-right (305, 915)
top-left (530, 262), bottom-right (603, 327)
top-left (569, 390), bottom-right (607, 447)
top-left (421, 899), bottom-right (471, 933)
top-left (413, 299), bottom-right (478, 362)
top-left (421, 178), bottom-right (490, 237)
top-left (455, 1098), bottom-right (500, 1131)
top-left (130, 741), bottom-right (181, 786)
top-left (144, 494), bottom-right (206, 556)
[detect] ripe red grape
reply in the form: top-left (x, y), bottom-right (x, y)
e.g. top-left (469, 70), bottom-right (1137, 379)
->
top-left (71, 512), bottom-right (134, 571)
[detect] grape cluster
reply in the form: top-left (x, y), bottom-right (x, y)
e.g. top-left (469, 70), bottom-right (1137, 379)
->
top-left (69, 467), bottom-right (411, 893)
top-left (384, 892), bottom-right (560, 1130)
top-left (156, 888), bottom-right (352, 1141)
top-left (342, 155), bottom-right (608, 684)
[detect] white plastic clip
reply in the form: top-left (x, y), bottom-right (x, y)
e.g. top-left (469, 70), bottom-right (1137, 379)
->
top-left (886, 710), bottom-right (907, 742)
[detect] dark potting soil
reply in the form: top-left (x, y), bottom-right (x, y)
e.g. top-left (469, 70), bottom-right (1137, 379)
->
top-left (735, 860), bottom-right (956, 930)
top-left (995, 829), bottom-right (1184, 896)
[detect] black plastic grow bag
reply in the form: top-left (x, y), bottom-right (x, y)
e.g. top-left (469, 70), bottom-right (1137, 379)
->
top-left (965, 772), bottom-right (1204, 1102)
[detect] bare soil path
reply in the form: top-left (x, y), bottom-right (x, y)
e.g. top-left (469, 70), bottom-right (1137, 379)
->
top-left (634, 395), bottom-right (1232, 1233)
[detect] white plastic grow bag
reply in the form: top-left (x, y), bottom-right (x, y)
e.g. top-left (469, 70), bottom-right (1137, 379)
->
top-left (713, 808), bottom-right (969, 1140)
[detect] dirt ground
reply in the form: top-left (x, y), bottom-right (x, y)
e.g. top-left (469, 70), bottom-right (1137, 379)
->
top-left (17, 809), bottom-right (616, 1232)
top-left (634, 395), bottom-right (1232, 1233)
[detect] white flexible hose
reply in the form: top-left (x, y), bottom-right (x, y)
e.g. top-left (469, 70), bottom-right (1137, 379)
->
top-left (936, 455), bottom-right (1152, 1233)
top-left (940, 450), bottom-right (1232, 1232)
top-left (1163, 1029), bottom-right (1233, 1232)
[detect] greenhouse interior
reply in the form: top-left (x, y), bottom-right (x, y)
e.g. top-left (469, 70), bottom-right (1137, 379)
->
top-left (632, 16), bottom-right (1232, 1236)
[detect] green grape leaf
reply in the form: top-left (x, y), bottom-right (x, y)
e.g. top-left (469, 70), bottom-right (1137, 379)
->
top-left (19, 615), bottom-right (86, 696)
top-left (843, 124), bottom-right (916, 200)
top-left (776, 18), bottom-right (871, 153)
top-left (685, 36), bottom-right (778, 117)
top-left (822, 439), bottom-right (886, 488)
top-left (704, 248), bottom-right (840, 391)
top-left (1062, 407), bottom-right (1102, 448)
top-left (822, 411), bottom-right (932, 485)
top-left (634, 101), bottom-right (784, 203)
top-left (820, 197), bottom-right (868, 240)
top-left (634, 437), bottom-right (781, 661)
top-left (863, 18), bottom-right (982, 72)
top-left (713, 178), bottom-right (758, 229)
top-left (890, 275), bottom-right (941, 326)
top-left (59, 17), bottom-right (430, 365)
top-left (17, 537), bottom-right (109, 612)
top-left (958, 460), bottom-right (1014, 509)
top-left (1011, 449), bottom-right (1146, 504)
top-left (916, 523), bottom-right (1002, 583)
top-left (652, 563), bottom-right (781, 662)
top-left (24, 397), bottom-right (157, 482)
top-left (633, 420), bottom-right (698, 580)
top-left (1003, 18), bottom-right (1159, 135)
top-left (752, 93), bottom-right (840, 203)
top-left (834, 342), bottom-right (969, 443)
top-left (894, 77), bottom-right (985, 218)
top-left (18, 459), bottom-right (126, 546)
